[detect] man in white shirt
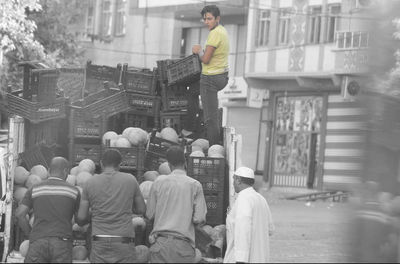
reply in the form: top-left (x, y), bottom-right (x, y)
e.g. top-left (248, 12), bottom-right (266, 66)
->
top-left (224, 167), bottom-right (275, 263)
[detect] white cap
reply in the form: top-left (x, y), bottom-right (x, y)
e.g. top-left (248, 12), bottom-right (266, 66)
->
top-left (234, 167), bottom-right (255, 179)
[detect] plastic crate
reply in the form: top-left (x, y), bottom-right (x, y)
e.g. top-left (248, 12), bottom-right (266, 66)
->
top-left (123, 69), bottom-right (157, 95)
top-left (19, 145), bottom-right (54, 170)
top-left (157, 59), bottom-right (179, 83)
top-left (160, 111), bottom-right (187, 134)
top-left (70, 143), bottom-right (101, 164)
top-left (25, 119), bottom-right (63, 149)
top-left (144, 151), bottom-right (167, 171)
top-left (102, 145), bottom-right (145, 171)
top-left (69, 109), bottom-right (106, 139)
top-left (187, 157), bottom-right (226, 192)
top-left (121, 112), bottom-right (156, 132)
top-left (71, 88), bottom-right (130, 119)
top-left (127, 92), bottom-right (161, 116)
top-left (57, 68), bottom-right (85, 103)
top-left (31, 68), bottom-right (60, 102)
top-left (6, 93), bottom-right (68, 123)
top-left (166, 55), bottom-right (201, 85)
top-left (85, 62), bottom-right (121, 94)
top-left (204, 191), bottom-right (225, 226)
top-left (146, 131), bottom-right (182, 158)
top-left (161, 83), bottom-right (188, 112)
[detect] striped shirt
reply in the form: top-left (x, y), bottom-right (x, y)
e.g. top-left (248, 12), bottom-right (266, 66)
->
top-left (21, 177), bottom-right (80, 242)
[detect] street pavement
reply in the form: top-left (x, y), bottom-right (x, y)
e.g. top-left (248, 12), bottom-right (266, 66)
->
top-left (255, 178), bottom-right (354, 263)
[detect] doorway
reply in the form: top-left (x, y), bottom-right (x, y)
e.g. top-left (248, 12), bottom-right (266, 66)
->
top-left (270, 94), bottom-right (325, 188)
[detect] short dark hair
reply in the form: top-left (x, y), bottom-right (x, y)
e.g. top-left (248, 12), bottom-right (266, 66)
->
top-left (238, 176), bottom-right (255, 186)
top-left (101, 149), bottom-right (122, 167)
top-left (166, 146), bottom-right (185, 167)
top-left (201, 5), bottom-right (220, 18)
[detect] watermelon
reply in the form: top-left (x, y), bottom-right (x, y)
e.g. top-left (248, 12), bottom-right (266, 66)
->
top-left (102, 131), bottom-right (118, 146)
top-left (115, 137), bottom-right (131, 148)
top-left (66, 174), bottom-right (77, 186)
top-left (208, 144), bottom-right (224, 157)
top-left (78, 159), bottom-right (96, 175)
top-left (70, 166), bottom-right (80, 176)
top-left (158, 162), bottom-right (171, 175)
top-left (19, 240), bottom-right (29, 257)
top-left (160, 127), bottom-right (179, 143)
top-left (190, 151), bottom-right (205, 157)
top-left (195, 248), bottom-right (202, 263)
top-left (72, 246), bottom-right (88, 260)
top-left (14, 166), bottom-right (29, 185)
top-left (132, 217), bottom-right (146, 229)
top-left (25, 174), bottom-right (42, 189)
top-left (76, 171), bottom-right (92, 187)
top-left (139, 181), bottom-right (153, 201)
top-left (135, 245), bottom-right (149, 263)
top-left (143, 171), bottom-right (159, 182)
top-left (126, 128), bottom-right (148, 146)
top-left (192, 138), bottom-right (209, 153)
top-left (30, 165), bottom-right (48, 180)
top-left (14, 187), bottom-right (28, 203)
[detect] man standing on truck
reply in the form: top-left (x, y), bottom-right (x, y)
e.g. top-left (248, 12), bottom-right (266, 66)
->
top-left (16, 157), bottom-right (80, 263)
top-left (146, 145), bottom-right (207, 263)
top-left (192, 4), bottom-right (229, 145)
top-left (76, 149), bottom-right (146, 263)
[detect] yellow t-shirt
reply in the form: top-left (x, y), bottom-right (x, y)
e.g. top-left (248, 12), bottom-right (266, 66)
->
top-left (202, 24), bottom-right (229, 75)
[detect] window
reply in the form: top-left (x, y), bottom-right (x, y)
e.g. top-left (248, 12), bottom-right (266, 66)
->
top-left (278, 9), bottom-right (291, 45)
top-left (115, 0), bottom-right (126, 36)
top-left (102, 0), bottom-right (112, 36)
top-left (326, 5), bottom-right (341, 43)
top-left (308, 6), bottom-right (322, 44)
top-left (86, 0), bottom-right (95, 36)
top-left (257, 10), bottom-right (271, 46)
top-left (336, 31), bottom-right (369, 49)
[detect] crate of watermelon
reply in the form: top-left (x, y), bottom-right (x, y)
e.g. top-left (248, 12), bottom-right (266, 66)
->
top-left (166, 54), bottom-right (201, 86)
top-left (146, 129), bottom-right (184, 158)
top-left (69, 108), bottom-right (107, 139)
top-left (127, 92), bottom-right (161, 116)
top-left (187, 156), bottom-right (226, 192)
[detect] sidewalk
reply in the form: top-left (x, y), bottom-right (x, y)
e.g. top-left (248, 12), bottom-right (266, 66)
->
top-left (254, 176), bottom-right (353, 263)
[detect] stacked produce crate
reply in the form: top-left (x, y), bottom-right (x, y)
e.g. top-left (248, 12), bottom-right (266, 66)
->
top-left (68, 79), bottom-right (130, 166)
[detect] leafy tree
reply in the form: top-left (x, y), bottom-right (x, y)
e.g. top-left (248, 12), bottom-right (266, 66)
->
top-left (0, 0), bottom-right (87, 91)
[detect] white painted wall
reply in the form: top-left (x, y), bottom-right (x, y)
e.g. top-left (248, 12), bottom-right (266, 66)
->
top-left (304, 46), bottom-right (320, 72)
top-left (275, 49), bottom-right (289, 72)
top-left (279, 0), bottom-right (293, 8)
top-left (323, 44), bottom-right (336, 71)
top-left (254, 51), bottom-right (269, 73)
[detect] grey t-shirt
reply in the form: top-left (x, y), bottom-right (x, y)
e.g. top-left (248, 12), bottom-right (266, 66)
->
top-left (83, 170), bottom-right (140, 237)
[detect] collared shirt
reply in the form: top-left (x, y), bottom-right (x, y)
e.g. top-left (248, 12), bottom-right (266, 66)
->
top-left (202, 24), bottom-right (229, 75)
top-left (83, 170), bottom-right (140, 237)
top-left (146, 169), bottom-right (207, 247)
top-left (21, 177), bottom-right (80, 242)
top-left (224, 187), bottom-right (275, 263)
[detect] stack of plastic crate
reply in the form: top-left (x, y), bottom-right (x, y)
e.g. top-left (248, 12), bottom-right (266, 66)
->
top-left (157, 54), bottom-right (202, 135)
top-left (121, 64), bottom-right (161, 132)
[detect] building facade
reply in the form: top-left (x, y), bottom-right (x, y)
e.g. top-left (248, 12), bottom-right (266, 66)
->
top-left (238, 0), bottom-right (372, 190)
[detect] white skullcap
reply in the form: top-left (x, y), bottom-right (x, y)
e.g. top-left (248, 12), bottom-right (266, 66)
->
top-left (234, 167), bottom-right (255, 179)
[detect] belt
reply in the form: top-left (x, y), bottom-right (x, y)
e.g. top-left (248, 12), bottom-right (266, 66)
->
top-left (92, 235), bottom-right (135, 244)
top-left (156, 233), bottom-right (190, 243)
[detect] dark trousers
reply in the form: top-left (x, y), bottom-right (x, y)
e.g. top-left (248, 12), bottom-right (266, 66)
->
top-left (184, 81), bottom-right (201, 133)
top-left (200, 73), bottom-right (228, 145)
top-left (24, 237), bottom-right (72, 263)
top-left (90, 239), bottom-right (136, 263)
top-left (149, 235), bottom-right (195, 263)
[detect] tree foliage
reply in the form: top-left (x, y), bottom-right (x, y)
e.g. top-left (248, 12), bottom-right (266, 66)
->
top-left (0, 0), bottom-right (87, 91)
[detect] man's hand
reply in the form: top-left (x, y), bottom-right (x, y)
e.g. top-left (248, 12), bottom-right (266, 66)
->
top-left (192, 44), bottom-right (202, 54)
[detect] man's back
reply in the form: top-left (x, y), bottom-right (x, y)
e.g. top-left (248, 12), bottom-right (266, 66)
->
top-left (83, 170), bottom-right (139, 237)
top-left (146, 169), bottom-right (207, 246)
top-left (22, 177), bottom-right (80, 241)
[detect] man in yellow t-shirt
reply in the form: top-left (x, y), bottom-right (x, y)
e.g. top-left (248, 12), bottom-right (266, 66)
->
top-left (192, 5), bottom-right (229, 145)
